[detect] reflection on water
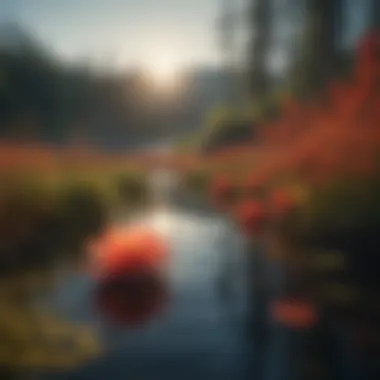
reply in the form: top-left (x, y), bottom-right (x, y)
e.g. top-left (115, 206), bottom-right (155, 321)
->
top-left (46, 201), bottom-right (371, 380)
top-left (48, 206), bottom-right (250, 380)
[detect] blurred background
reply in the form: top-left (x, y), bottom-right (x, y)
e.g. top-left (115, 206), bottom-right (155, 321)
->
top-left (0, 1), bottom-right (379, 379)
top-left (0, 0), bottom-right (374, 152)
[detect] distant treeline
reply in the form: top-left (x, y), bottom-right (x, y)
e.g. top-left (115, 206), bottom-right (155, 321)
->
top-left (0, 25), bottom-right (191, 151)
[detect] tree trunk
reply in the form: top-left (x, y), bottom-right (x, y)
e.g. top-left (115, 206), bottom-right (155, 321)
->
top-left (248, 0), bottom-right (272, 100)
top-left (292, 0), bottom-right (343, 98)
top-left (371, 0), bottom-right (380, 29)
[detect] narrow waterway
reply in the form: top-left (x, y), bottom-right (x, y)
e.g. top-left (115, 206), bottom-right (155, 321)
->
top-left (48, 171), bottom-right (354, 380)
top-left (49, 204), bottom-right (253, 380)
top-left (46, 168), bottom-right (259, 380)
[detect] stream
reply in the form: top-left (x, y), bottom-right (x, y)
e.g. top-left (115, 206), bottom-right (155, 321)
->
top-left (48, 171), bottom-right (256, 380)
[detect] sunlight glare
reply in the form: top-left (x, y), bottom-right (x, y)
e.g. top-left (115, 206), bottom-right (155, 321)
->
top-left (150, 54), bottom-right (180, 89)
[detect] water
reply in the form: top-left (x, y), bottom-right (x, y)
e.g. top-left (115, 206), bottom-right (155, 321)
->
top-left (48, 205), bottom-right (252, 380)
top-left (44, 171), bottom-right (365, 380)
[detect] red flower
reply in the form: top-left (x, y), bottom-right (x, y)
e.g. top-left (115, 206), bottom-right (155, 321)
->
top-left (89, 226), bottom-right (168, 277)
top-left (235, 200), bottom-right (266, 237)
top-left (91, 226), bottom-right (169, 327)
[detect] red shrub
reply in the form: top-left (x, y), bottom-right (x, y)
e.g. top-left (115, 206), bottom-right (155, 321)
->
top-left (245, 173), bottom-right (268, 198)
top-left (209, 175), bottom-right (238, 211)
top-left (270, 298), bottom-right (318, 329)
top-left (235, 200), bottom-right (267, 237)
top-left (201, 30), bottom-right (380, 205)
top-left (269, 189), bottom-right (297, 219)
top-left (357, 30), bottom-right (379, 65)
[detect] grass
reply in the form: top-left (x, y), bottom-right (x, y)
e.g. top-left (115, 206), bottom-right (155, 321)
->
top-left (115, 171), bottom-right (150, 209)
top-left (0, 164), bottom-right (149, 375)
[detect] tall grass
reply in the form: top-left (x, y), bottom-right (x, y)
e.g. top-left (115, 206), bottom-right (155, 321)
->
top-left (0, 148), bottom-right (150, 375)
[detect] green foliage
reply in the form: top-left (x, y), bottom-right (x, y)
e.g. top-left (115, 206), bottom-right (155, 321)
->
top-left (174, 132), bottom-right (203, 152)
top-left (251, 90), bottom-right (284, 122)
top-left (54, 181), bottom-right (108, 253)
top-left (0, 176), bottom-right (108, 276)
top-left (293, 178), bottom-right (380, 262)
top-left (116, 172), bottom-right (150, 208)
top-left (0, 276), bottom-right (101, 373)
top-left (0, 174), bottom-right (110, 375)
top-left (181, 169), bottom-right (211, 197)
top-left (200, 105), bottom-right (255, 152)
top-left (0, 25), bottom-right (180, 148)
top-left (195, 91), bottom-right (286, 153)
top-left (248, 0), bottom-right (272, 98)
top-left (288, 0), bottom-right (347, 100)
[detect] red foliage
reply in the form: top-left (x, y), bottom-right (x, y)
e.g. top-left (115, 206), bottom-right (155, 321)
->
top-left (269, 189), bottom-right (296, 219)
top-left (0, 140), bottom-right (164, 175)
top-left (153, 31), bottom-right (380, 208)
top-left (264, 32), bottom-right (380, 187)
top-left (209, 175), bottom-right (238, 211)
top-left (235, 200), bottom-right (267, 237)
top-left (357, 30), bottom-right (379, 66)
top-left (270, 298), bottom-right (318, 329)
top-left (245, 173), bottom-right (267, 197)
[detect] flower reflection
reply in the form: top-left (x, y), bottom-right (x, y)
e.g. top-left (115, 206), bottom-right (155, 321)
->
top-left (95, 268), bottom-right (167, 328)
top-left (90, 226), bottom-right (169, 327)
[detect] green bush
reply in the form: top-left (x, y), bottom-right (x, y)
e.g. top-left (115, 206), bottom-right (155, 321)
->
top-left (200, 106), bottom-right (255, 152)
top-left (0, 176), bottom-right (106, 376)
top-left (0, 179), bottom-right (55, 276)
top-left (54, 181), bottom-right (108, 254)
top-left (284, 178), bottom-right (380, 290)
top-left (0, 177), bottom-right (108, 276)
top-left (116, 172), bottom-right (149, 208)
top-left (301, 179), bottom-right (380, 248)
top-left (181, 170), bottom-right (211, 198)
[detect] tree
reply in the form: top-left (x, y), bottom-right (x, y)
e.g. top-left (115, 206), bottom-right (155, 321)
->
top-left (290, 0), bottom-right (344, 98)
top-left (248, 0), bottom-right (273, 100)
top-left (371, 0), bottom-right (380, 29)
top-left (0, 24), bottom-right (191, 151)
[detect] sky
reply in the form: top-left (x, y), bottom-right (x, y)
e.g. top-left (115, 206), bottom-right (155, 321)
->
top-left (0, 0), bottom-right (372, 74)
top-left (0, 0), bottom-right (222, 71)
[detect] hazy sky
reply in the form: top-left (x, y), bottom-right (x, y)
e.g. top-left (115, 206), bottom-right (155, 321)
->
top-left (1, 0), bottom-right (221, 70)
top-left (0, 0), bottom-right (372, 73)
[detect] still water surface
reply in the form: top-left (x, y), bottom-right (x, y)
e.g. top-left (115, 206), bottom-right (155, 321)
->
top-left (49, 205), bottom-right (253, 380)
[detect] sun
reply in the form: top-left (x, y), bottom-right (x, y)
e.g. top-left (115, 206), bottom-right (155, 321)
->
top-left (149, 54), bottom-right (180, 88)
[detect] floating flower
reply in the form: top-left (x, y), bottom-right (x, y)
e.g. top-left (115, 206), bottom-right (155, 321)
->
top-left (89, 226), bottom-right (168, 276)
top-left (91, 226), bottom-right (169, 327)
